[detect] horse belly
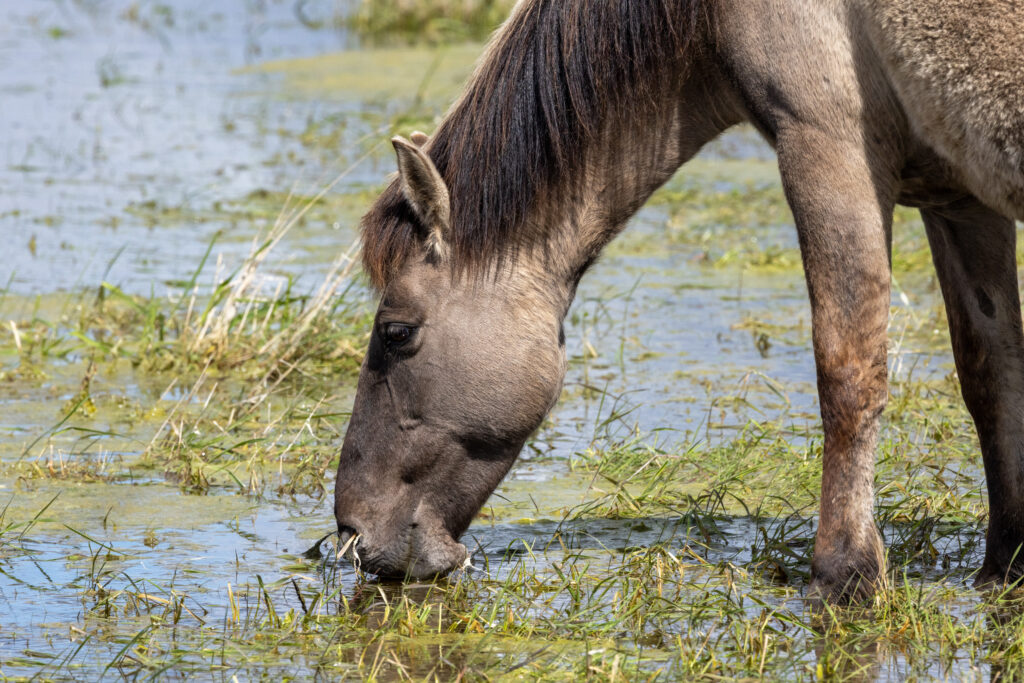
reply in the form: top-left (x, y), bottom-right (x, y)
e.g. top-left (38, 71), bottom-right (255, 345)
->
top-left (863, 0), bottom-right (1024, 219)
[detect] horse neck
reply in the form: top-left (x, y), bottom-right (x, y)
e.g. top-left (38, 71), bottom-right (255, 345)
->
top-left (540, 57), bottom-right (743, 294)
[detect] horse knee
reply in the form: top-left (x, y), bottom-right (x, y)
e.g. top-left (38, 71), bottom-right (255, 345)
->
top-left (815, 348), bottom-right (888, 447)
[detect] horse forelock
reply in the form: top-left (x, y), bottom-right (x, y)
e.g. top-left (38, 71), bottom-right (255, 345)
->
top-left (361, 0), bottom-right (706, 290)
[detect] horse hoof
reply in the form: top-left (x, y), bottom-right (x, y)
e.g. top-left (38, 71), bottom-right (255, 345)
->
top-left (806, 575), bottom-right (877, 607)
top-left (973, 565), bottom-right (1024, 594)
top-left (973, 572), bottom-right (1003, 593)
top-left (807, 555), bottom-right (883, 606)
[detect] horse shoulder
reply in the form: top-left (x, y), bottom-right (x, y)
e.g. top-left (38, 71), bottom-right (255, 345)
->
top-left (861, 0), bottom-right (1024, 218)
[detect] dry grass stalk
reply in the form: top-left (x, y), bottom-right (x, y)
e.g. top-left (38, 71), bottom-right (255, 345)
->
top-left (145, 151), bottom-right (381, 485)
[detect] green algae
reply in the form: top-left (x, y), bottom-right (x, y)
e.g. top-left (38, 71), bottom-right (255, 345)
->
top-left (0, 483), bottom-right (254, 536)
top-left (346, 0), bottom-right (515, 44)
top-left (248, 43), bottom-right (483, 104)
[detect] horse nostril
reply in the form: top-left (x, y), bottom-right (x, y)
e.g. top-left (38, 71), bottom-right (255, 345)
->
top-left (338, 524), bottom-right (358, 544)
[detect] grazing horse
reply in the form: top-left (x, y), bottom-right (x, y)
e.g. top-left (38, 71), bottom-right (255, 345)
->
top-left (333, 0), bottom-right (1024, 603)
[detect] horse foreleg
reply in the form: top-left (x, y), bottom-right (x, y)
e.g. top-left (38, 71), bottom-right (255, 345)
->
top-left (778, 129), bottom-right (896, 603)
top-left (921, 198), bottom-right (1024, 588)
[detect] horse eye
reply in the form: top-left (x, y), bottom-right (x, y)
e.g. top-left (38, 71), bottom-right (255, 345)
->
top-left (382, 323), bottom-right (414, 345)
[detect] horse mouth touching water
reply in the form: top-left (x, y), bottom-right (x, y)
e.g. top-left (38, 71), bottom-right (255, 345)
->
top-left (333, 0), bottom-right (1024, 602)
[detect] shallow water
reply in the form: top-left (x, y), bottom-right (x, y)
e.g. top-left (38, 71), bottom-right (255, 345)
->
top-left (0, 1), bottom-right (991, 680)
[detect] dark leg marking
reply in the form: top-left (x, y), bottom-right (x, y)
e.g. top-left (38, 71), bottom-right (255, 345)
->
top-left (922, 198), bottom-right (1024, 587)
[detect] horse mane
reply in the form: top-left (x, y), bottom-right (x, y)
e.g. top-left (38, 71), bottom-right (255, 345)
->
top-left (361, 0), bottom-right (707, 289)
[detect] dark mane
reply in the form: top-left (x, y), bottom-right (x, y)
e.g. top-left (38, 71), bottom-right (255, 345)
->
top-left (361, 0), bottom-right (706, 288)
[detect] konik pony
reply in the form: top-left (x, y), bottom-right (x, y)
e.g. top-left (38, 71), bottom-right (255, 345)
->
top-left (334, 0), bottom-right (1024, 602)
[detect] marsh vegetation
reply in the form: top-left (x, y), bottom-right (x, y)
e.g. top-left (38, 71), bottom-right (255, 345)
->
top-left (1, 1), bottom-right (1022, 680)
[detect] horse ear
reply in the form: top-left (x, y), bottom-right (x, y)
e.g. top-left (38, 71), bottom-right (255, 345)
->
top-left (409, 131), bottom-right (429, 146)
top-left (392, 136), bottom-right (451, 260)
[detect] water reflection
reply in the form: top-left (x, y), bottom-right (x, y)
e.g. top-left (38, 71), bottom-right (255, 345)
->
top-left (814, 629), bottom-right (883, 683)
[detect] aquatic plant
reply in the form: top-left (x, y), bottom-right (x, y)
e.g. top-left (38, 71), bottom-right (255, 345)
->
top-left (348, 0), bottom-right (515, 43)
